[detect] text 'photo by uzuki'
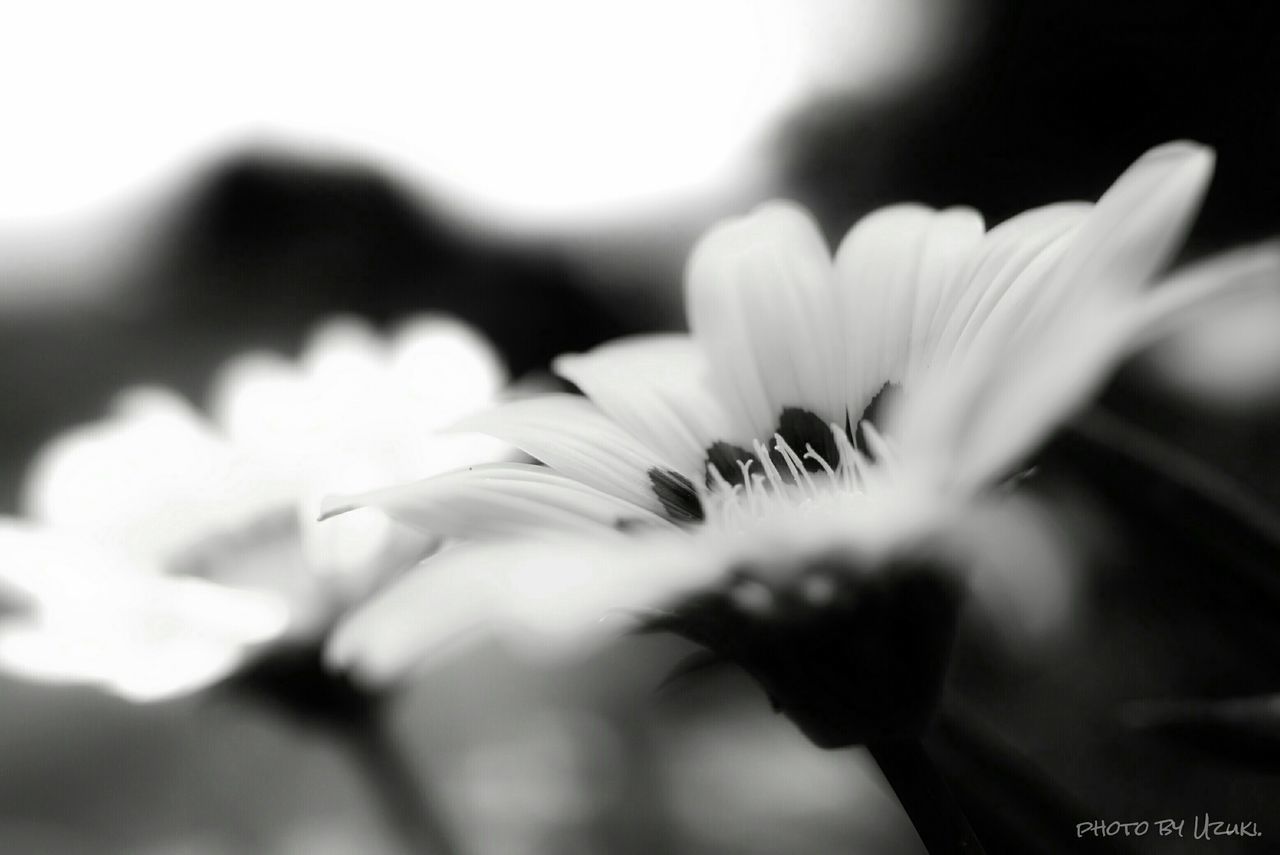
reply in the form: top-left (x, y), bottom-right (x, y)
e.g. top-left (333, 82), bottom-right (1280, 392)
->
top-left (1, 2), bottom-right (1279, 854)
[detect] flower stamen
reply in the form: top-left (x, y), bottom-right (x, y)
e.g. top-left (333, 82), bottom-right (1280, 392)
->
top-left (830, 423), bottom-right (861, 491)
top-left (803, 443), bottom-right (838, 486)
top-left (773, 433), bottom-right (818, 497)
top-left (752, 439), bottom-right (788, 492)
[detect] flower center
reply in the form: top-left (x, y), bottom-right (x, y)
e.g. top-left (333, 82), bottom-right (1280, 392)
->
top-left (644, 395), bottom-right (902, 529)
top-left (702, 419), bottom-right (894, 536)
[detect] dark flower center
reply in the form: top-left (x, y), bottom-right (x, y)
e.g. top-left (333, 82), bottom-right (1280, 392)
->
top-left (647, 383), bottom-right (902, 526)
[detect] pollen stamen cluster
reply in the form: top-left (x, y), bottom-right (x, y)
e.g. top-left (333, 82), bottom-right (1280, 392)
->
top-left (703, 420), bottom-right (893, 533)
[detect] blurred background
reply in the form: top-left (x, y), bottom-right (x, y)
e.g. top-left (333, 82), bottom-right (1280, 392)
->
top-left (2, 1), bottom-right (1279, 853)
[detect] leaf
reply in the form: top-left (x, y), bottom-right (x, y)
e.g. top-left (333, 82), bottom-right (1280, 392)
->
top-left (1047, 407), bottom-right (1280, 660)
top-left (1122, 694), bottom-right (1280, 771)
top-left (928, 708), bottom-right (1136, 854)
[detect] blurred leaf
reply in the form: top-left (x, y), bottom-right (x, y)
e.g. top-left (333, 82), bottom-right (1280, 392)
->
top-left (1047, 407), bottom-right (1280, 661)
top-left (928, 709), bottom-right (1134, 855)
top-left (1123, 694), bottom-right (1280, 771)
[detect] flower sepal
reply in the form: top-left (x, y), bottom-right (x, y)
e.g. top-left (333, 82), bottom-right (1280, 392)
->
top-left (649, 545), bottom-right (966, 749)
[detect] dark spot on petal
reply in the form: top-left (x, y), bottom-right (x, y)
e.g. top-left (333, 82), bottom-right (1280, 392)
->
top-left (649, 468), bottom-right (705, 524)
top-left (704, 441), bottom-right (758, 489)
top-left (857, 381), bottom-right (900, 430)
top-left (704, 409), bottom-right (846, 490)
top-left (774, 407), bottom-right (842, 476)
top-left (854, 382), bottom-right (900, 455)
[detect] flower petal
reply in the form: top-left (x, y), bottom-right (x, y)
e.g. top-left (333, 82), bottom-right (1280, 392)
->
top-left (212, 313), bottom-right (507, 482)
top-left (325, 542), bottom-right (510, 683)
top-left (935, 242), bottom-right (1280, 490)
top-left (554, 334), bottom-right (732, 476)
top-left (21, 389), bottom-right (265, 563)
top-left (327, 532), bottom-right (715, 684)
top-left (835, 205), bottom-right (986, 414)
top-left (389, 314), bottom-right (508, 425)
top-left (1022, 141), bottom-right (1214, 333)
top-left (319, 463), bottom-right (670, 540)
top-left (931, 202), bottom-right (1090, 368)
top-left (0, 520), bottom-right (290, 702)
top-left (685, 201), bottom-right (842, 439)
top-left (902, 206), bottom-right (988, 383)
top-left (209, 350), bottom-right (309, 451)
top-left (892, 146), bottom-right (1223, 491)
top-left (453, 394), bottom-right (685, 514)
top-left (1126, 241), bottom-right (1280, 346)
top-left (891, 206), bottom-right (1088, 465)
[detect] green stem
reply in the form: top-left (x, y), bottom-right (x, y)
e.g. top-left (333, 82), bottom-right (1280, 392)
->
top-left (867, 739), bottom-right (987, 855)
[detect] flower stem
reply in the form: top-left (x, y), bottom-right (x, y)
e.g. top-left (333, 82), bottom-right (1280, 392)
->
top-left (867, 739), bottom-right (986, 855)
top-left (223, 642), bottom-right (467, 854)
top-left (342, 701), bottom-right (465, 855)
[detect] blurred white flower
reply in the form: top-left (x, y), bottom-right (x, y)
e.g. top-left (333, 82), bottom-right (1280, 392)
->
top-left (325, 143), bottom-right (1279, 716)
top-left (0, 315), bottom-right (506, 702)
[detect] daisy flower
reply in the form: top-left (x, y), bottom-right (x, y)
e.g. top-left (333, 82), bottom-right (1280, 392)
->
top-left (0, 315), bottom-right (506, 703)
top-left (325, 142), bottom-right (1279, 747)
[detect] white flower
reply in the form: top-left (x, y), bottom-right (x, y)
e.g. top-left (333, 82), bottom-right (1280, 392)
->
top-left (0, 315), bottom-right (506, 702)
top-left (326, 142), bottom-right (1280, 699)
